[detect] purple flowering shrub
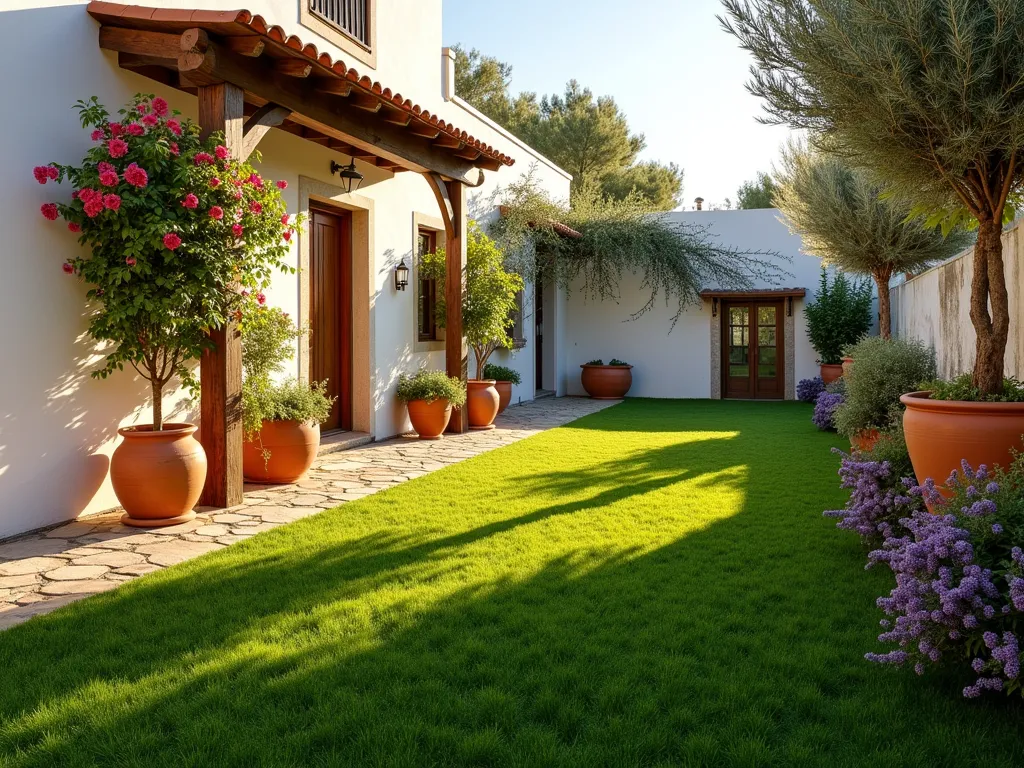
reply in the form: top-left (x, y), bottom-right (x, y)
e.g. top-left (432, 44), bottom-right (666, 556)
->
top-left (797, 376), bottom-right (825, 403)
top-left (812, 391), bottom-right (844, 430)
top-left (824, 452), bottom-right (923, 548)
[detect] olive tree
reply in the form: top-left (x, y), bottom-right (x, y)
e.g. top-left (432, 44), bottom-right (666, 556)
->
top-left (721, 0), bottom-right (1024, 395)
top-left (774, 142), bottom-right (970, 338)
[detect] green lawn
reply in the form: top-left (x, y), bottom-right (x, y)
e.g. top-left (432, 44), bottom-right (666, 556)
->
top-left (1, 400), bottom-right (1023, 767)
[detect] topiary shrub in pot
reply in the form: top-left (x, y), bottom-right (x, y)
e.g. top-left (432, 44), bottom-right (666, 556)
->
top-left (803, 269), bottom-right (872, 383)
top-left (240, 301), bottom-right (334, 484)
top-left (397, 370), bottom-right (468, 440)
top-left (34, 94), bottom-right (294, 526)
top-left (482, 363), bottom-right (522, 415)
top-left (833, 337), bottom-right (935, 453)
top-left (580, 359), bottom-right (634, 399)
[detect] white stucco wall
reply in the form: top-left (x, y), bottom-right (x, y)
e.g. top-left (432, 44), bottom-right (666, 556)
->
top-left (564, 209), bottom-right (825, 398)
top-left (0, 0), bottom-right (570, 538)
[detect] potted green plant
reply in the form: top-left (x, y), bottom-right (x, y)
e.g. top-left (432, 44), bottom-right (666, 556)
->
top-left (34, 94), bottom-right (293, 526)
top-left (482, 363), bottom-right (522, 415)
top-left (580, 359), bottom-right (633, 399)
top-left (421, 223), bottom-right (524, 430)
top-left (240, 301), bottom-right (334, 484)
top-left (803, 269), bottom-right (872, 383)
top-left (396, 370), bottom-right (467, 439)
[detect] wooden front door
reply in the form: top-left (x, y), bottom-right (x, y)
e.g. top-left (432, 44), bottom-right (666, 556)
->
top-left (722, 301), bottom-right (785, 400)
top-left (310, 207), bottom-right (352, 431)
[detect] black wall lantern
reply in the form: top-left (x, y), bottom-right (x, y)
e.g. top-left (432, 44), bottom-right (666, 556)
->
top-left (330, 157), bottom-right (364, 194)
top-left (394, 258), bottom-right (409, 291)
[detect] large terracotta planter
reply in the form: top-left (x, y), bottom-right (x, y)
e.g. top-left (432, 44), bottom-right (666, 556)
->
top-left (580, 364), bottom-right (633, 399)
top-left (406, 398), bottom-right (452, 439)
top-left (467, 380), bottom-right (500, 430)
top-left (494, 381), bottom-right (513, 415)
top-left (243, 420), bottom-right (320, 484)
top-left (820, 364), bottom-right (844, 385)
top-left (110, 423), bottom-right (207, 528)
top-left (850, 429), bottom-right (880, 453)
top-left (901, 391), bottom-right (1024, 493)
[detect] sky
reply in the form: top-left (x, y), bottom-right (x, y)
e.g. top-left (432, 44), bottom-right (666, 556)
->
top-left (442, 0), bottom-right (795, 209)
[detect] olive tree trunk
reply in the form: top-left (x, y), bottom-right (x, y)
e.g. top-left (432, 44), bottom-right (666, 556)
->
top-left (971, 217), bottom-right (1009, 396)
top-left (872, 266), bottom-right (894, 340)
top-left (151, 377), bottom-right (164, 431)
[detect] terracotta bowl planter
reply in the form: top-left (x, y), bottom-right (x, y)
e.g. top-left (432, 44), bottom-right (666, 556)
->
top-left (580, 364), bottom-right (633, 399)
top-left (467, 380), bottom-right (500, 430)
top-left (850, 428), bottom-right (880, 453)
top-left (243, 420), bottom-right (320, 484)
top-left (110, 423), bottom-right (207, 528)
top-left (820, 364), bottom-right (844, 385)
top-left (406, 398), bottom-right (453, 439)
top-left (494, 381), bottom-right (513, 415)
top-left (901, 391), bottom-right (1024, 495)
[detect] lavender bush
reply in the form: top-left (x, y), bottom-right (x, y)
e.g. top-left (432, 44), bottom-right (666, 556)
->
top-left (824, 452), bottom-right (922, 548)
top-left (797, 376), bottom-right (826, 403)
top-left (812, 391), bottom-right (844, 430)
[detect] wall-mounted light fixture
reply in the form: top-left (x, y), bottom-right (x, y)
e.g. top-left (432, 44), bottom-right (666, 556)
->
top-left (394, 258), bottom-right (409, 291)
top-left (787, 296), bottom-right (794, 317)
top-left (711, 297), bottom-right (719, 318)
top-left (330, 157), bottom-right (364, 194)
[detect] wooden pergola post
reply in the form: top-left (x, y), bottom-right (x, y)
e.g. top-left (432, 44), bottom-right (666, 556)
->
top-left (198, 83), bottom-right (245, 508)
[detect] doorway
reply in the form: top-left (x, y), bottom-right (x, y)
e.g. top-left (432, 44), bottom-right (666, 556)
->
top-left (310, 206), bottom-right (353, 430)
top-left (721, 300), bottom-right (785, 400)
top-left (535, 279), bottom-right (544, 392)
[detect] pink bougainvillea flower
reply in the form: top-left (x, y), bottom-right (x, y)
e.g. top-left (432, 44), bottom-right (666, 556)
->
top-left (209, 177), bottom-right (221, 188)
top-left (232, 223), bottom-right (244, 238)
top-left (84, 199), bottom-right (105, 218)
top-left (136, 102), bottom-right (149, 115)
top-left (163, 232), bottom-right (182, 250)
top-left (99, 169), bottom-right (119, 187)
top-left (62, 262), bottom-right (75, 275)
top-left (109, 123), bottom-right (124, 137)
top-left (126, 123), bottom-right (145, 137)
top-left (108, 138), bottom-right (129, 158)
top-left (280, 214), bottom-right (290, 225)
top-left (67, 222), bottom-right (81, 233)
top-left (125, 256), bottom-right (137, 266)
top-left (40, 203), bottom-right (58, 221)
top-left (71, 190), bottom-right (79, 200)
top-left (276, 179), bottom-right (288, 190)
top-left (167, 119), bottom-right (182, 136)
top-left (47, 166), bottom-right (58, 180)
top-left (90, 128), bottom-right (104, 141)
top-left (181, 193), bottom-right (199, 209)
top-left (97, 161), bottom-right (114, 174)
top-left (77, 188), bottom-right (99, 204)
top-left (103, 194), bottom-right (121, 211)
top-left (141, 114), bottom-right (159, 128)
top-left (193, 152), bottom-right (215, 166)
top-left (247, 173), bottom-right (263, 188)
top-left (124, 163), bottom-right (148, 188)
top-left (234, 190), bottom-right (243, 200)
top-left (232, 178), bottom-right (243, 187)
top-left (282, 230), bottom-right (292, 242)
top-left (214, 145), bottom-right (229, 160)
top-left (256, 292), bottom-right (266, 305)
top-left (249, 201), bottom-right (263, 214)
top-left (151, 97), bottom-right (169, 117)
top-left (169, 142), bottom-right (180, 156)
top-left (209, 206), bottom-right (224, 220)
top-left (33, 166), bottom-right (51, 184)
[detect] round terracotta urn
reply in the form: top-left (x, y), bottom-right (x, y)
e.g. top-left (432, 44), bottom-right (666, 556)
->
top-left (901, 391), bottom-right (1024, 494)
top-left (580, 364), bottom-right (633, 399)
top-left (243, 420), bottom-right (320, 484)
top-left (820, 364), bottom-right (844, 385)
top-left (467, 380), bottom-right (500, 430)
top-left (111, 423), bottom-right (207, 528)
top-left (850, 429), bottom-right (880, 453)
top-left (494, 381), bottom-right (513, 415)
top-left (407, 398), bottom-right (453, 439)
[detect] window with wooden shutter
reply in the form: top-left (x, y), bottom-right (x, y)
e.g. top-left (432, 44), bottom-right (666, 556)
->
top-left (417, 229), bottom-right (438, 343)
top-left (510, 290), bottom-right (527, 349)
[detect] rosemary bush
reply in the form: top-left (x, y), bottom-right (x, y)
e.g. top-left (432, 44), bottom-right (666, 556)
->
top-left (396, 370), bottom-right (467, 406)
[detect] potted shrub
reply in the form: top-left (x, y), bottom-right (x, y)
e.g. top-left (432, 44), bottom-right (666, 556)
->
top-left (240, 302), bottom-right (334, 484)
top-left (396, 370), bottom-right (467, 439)
top-left (833, 337), bottom-right (935, 453)
top-left (421, 224), bottom-right (524, 430)
top-left (580, 359), bottom-right (633, 399)
top-left (803, 269), bottom-right (872, 383)
top-left (482, 363), bottom-right (522, 415)
top-left (35, 94), bottom-right (293, 526)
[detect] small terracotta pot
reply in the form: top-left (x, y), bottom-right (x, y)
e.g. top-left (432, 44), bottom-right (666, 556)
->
top-left (841, 356), bottom-right (854, 377)
top-left (243, 420), bottom-right (320, 484)
top-left (850, 428), bottom-right (880, 453)
top-left (580, 365), bottom-right (633, 399)
top-left (901, 391), bottom-right (1024, 496)
top-left (467, 380), bottom-right (500, 430)
top-left (820, 364), bottom-right (844, 385)
top-left (494, 381), bottom-right (513, 415)
top-left (406, 398), bottom-right (452, 439)
top-left (111, 423), bottom-right (207, 528)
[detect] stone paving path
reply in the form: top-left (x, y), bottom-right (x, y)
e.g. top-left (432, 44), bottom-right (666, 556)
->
top-left (0, 397), bottom-right (618, 630)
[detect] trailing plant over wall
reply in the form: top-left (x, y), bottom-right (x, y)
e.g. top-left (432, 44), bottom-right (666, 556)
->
top-left (35, 94), bottom-right (296, 430)
top-left (803, 270), bottom-right (872, 365)
top-left (493, 174), bottom-right (788, 329)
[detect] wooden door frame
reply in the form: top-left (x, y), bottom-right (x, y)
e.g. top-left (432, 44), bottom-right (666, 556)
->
top-left (720, 299), bottom-right (785, 400)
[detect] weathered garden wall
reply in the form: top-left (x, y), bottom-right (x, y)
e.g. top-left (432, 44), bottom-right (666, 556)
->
top-left (890, 220), bottom-right (1024, 380)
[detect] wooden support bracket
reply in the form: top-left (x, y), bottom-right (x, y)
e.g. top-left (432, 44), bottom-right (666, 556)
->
top-left (240, 103), bottom-right (292, 161)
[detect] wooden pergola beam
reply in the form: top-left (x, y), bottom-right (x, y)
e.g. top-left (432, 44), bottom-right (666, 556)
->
top-left (240, 102), bottom-right (291, 161)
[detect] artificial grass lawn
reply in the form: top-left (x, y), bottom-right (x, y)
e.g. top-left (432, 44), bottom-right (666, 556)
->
top-left (1, 400), bottom-right (1023, 767)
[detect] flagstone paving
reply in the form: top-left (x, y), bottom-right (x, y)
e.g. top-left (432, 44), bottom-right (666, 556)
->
top-left (0, 397), bottom-right (617, 630)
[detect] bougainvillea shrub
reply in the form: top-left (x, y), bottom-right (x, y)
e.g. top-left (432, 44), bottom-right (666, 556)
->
top-left (34, 94), bottom-right (297, 428)
top-left (797, 376), bottom-right (825, 403)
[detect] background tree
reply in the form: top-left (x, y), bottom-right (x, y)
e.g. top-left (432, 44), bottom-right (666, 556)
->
top-left (601, 161), bottom-right (684, 211)
top-left (736, 172), bottom-right (777, 209)
top-left (721, 0), bottom-right (1024, 396)
top-left (774, 143), bottom-right (970, 337)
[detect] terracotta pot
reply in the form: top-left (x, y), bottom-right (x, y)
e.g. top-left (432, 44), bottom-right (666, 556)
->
top-left (841, 356), bottom-right (854, 377)
top-left (467, 380), bottom-right (500, 430)
top-left (243, 420), bottom-right (320, 484)
top-left (850, 428), bottom-right (880, 453)
top-left (580, 364), bottom-right (633, 399)
top-left (406, 398), bottom-right (452, 439)
top-left (820, 364), bottom-right (844, 385)
top-left (901, 391), bottom-right (1024, 495)
top-left (110, 423), bottom-right (207, 528)
top-left (494, 381), bottom-right (513, 415)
